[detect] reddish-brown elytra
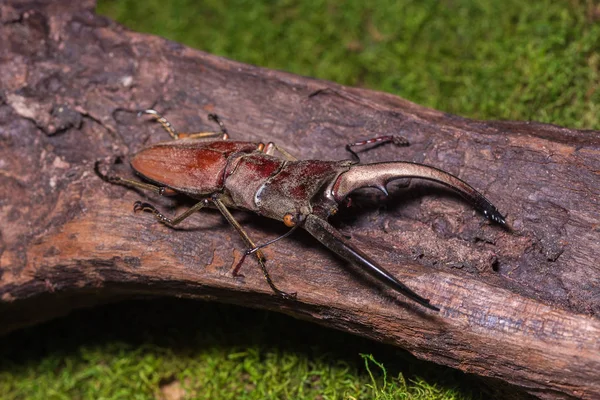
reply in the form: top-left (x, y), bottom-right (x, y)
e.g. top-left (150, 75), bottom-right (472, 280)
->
top-left (96, 109), bottom-right (507, 311)
top-left (131, 140), bottom-right (260, 197)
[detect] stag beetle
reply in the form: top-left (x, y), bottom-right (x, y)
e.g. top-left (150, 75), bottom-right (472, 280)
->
top-left (96, 110), bottom-right (506, 311)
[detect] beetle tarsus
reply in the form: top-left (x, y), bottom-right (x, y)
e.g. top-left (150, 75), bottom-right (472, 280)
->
top-left (232, 243), bottom-right (298, 301)
top-left (392, 136), bottom-right (410, 147)
top-left (208, 113), bottom-right (228, 135)
top-left (94, 161), bottom-right (115, 183)
top-left (133, 201), bottom-right (172, 224)
top-left (253, 254), bottom-right (297, 300)
top-left (133, 199), bottom-right (209, 227)
top-left (139, 109), bottom-right (179, 139)
top-left (279, 291), bottom-right (298, 301)
top-left (346, 135), bottom-right (410, 163)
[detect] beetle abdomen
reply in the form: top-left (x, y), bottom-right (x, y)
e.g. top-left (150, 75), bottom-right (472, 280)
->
top-left (131, 140), bottom-right (259, 196)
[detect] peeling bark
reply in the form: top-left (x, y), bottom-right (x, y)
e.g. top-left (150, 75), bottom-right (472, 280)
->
top-left (1, 1), bottom-right (599, 399)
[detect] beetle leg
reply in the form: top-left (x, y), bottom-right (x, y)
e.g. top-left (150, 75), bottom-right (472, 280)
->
top-left (139, 109), bottom-right (180, 140)
top-left (263, 142), bottom-right (298, 160)
top-left (133, 199), bottom-right (209, 226)
top-left (179, 114), bottom-right (230, 140)
top-left (94, 161), bottom-right (176, 196)
top-left (140, 109), bottom-right (229, 140)
top-left (207, 114), bottom-right (228, 136)
top-left (212, 196), bottom-right (297, 300)
top-left (346, 135), bottom-right (410, 163)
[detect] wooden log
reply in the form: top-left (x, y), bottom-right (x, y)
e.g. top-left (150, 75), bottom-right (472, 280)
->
top-left (1, 1), bottom-right (599, 398)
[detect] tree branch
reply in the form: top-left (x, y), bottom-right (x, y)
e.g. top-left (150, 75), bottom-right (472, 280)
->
top-left (1, 1), bottom-right (599, 398)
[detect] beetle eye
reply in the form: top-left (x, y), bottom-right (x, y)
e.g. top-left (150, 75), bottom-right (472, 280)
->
top-left (283, 213), bottom-right (297, 227)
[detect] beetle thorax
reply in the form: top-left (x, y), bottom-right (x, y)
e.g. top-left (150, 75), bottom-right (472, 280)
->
top-left (252, 160), bottom-right (349, 221)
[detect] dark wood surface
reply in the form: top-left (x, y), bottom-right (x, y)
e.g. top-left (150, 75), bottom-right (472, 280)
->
top-left (1, 1), bottom-right (599, 398)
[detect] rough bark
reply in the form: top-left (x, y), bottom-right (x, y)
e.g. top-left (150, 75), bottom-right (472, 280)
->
top-left (1, 1), bottom-right (599, 399)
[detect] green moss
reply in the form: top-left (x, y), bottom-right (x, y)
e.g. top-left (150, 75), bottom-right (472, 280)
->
top-left (97, 0), bottom-right (599, 129)
top-left (0, 300), bottom-right (479, 399)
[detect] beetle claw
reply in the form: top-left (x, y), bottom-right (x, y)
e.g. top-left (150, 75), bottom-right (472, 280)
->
top-left (279, 291), bottom-right (297, 301)
top-left (333, 162), bottom-right (507, 227)
top-left (133, 201), bottom-right (146, 213)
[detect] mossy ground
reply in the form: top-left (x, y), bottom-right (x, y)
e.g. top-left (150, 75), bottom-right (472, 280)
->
top-left (2, 1), bottom-right (598, 399)
top-left (1, 300), bottom-right (485, 399)
top-left (97, 0), bottom-right (600, 129)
